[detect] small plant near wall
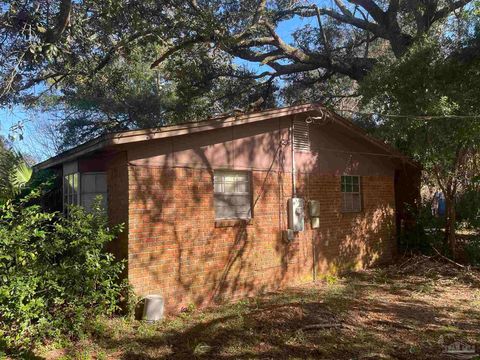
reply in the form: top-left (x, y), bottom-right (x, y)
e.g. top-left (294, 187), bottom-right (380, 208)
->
top-left (0, 192), bottom-right (127, 354)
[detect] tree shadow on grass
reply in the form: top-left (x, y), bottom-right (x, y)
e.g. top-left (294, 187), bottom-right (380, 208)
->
top-left (81, 268), bottom-right (480, 359)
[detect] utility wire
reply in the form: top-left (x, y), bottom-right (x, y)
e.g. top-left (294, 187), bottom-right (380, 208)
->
top-left (335, 109), bottom-right (480, 119)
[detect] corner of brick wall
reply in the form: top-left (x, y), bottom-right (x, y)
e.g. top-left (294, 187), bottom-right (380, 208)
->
top-left (106, 152), bottom-right (129, 274)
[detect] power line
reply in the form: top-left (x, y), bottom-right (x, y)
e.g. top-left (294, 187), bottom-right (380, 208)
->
top-left (335, 109), bottom-right (480, 119)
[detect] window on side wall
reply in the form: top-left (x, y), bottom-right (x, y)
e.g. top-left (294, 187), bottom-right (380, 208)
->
top-left (63, 172), bottom-right (108, 213)
top-left (214, 170), bottom-right (252, 220)
top-left (341, 175), bottom-right (362, 212)
top-left (63, 172), bottom-right (80, 210)
top-left (81, 172), bottom-right (108, 212)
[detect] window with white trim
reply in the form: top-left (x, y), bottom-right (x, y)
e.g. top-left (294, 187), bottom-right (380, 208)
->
top-left (341, 175), bottom-right (362, 212)
top-left (214, 171), bottom-right (252, 220)
top-left (63, 172), bottom-right (80, 209)
top-left (81, 172), bottom-right (108, 212)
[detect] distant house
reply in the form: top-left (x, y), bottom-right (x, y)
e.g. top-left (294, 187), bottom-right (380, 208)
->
top-left (34, 103), bottom-right (420, 313)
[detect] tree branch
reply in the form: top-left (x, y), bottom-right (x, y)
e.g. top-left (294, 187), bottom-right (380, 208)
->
top-left (150, 36), bottom-right (207, 69)
top-left (227, 47), bottom-right (286, 64)
top-left (94, 31), bottom-right (155, 73)
top-left (45, 0), bottom-right (72, 44)
top-left (348, 0), bottom-right (385, 24)
top-left (405, 0), bottom-right (427, 35)
top-left (273, 5), bottom-right (383, 35)
top-left (251, 0), bottom-right (267, 26)
top-left (333, 0), bottom-right (354, 17)
top-left (261, 20), bottom-right (313, 63)
top-left (433, 0), bottom-right (473, 22)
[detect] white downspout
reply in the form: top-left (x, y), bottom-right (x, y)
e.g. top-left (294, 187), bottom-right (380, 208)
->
top-left (291, 116), bottom-right (296, 198)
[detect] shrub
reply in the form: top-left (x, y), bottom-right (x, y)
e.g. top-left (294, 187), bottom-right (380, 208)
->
top-left (463, 236), bottom-right (480, 266)
top-left (0, 193), bottom-right (126, 353)
top-left (397, 201), bottom-right (445, 254)
top-left (456, 188), bottom-right (480, 230)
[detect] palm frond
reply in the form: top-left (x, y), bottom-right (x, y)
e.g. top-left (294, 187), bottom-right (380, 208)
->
top-left (10, 161), bottom-right (33, 193)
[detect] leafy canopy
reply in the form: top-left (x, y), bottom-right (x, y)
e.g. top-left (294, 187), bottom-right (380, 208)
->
top-left (359, 30), bottom-right (480, 253)
top-left (1, 0), bottom-right (477, 150)
top-left (360, 36), bottom-right (480, 184)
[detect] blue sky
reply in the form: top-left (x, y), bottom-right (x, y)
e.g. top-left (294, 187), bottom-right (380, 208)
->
top-left (0, 104), bottom-right (50, 161)
top-left (0, 11), bottom-right (319, 162)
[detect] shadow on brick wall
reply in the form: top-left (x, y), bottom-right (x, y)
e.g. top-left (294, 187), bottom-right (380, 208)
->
top-left (120, 117), bottom-right (398, 313)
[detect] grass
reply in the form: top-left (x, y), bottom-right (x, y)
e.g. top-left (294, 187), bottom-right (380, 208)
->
top-left (37, 260), bottom-right (480, 360)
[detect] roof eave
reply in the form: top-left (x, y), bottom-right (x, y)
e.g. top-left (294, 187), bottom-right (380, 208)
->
top-left (33, 134), bottom-right (114, 171)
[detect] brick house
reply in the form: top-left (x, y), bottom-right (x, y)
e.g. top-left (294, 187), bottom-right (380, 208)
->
top-left (34, 103), bottom-right (420, 313)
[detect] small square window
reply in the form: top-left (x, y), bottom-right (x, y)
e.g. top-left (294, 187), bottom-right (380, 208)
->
top-left (341, 175), bottom-right (361, 212)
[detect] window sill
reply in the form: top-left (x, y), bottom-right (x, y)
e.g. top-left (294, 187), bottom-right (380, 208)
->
top-left (341, 210), bottom-right (362, 214)
top-left (215, 218), bottom-right (253, 228)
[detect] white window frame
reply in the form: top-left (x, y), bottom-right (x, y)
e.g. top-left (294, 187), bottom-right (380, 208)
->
top-left (213, 170), bottom-right (252, 220)
top-left (341, 175), bottom-right (362, 213)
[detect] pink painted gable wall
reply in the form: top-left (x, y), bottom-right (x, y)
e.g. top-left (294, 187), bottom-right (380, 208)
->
top-left (125, 116), bottom-right (292, 172)
top-left (296, 122), bottom-right (395, 177)
top-left (123, 113), bottom-right (395, 177)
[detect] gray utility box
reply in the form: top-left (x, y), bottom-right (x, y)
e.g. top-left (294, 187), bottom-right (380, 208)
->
top-left (308, 200), bottom-right (320, 217)
top-left (288, 197), bottom-right (305, 232)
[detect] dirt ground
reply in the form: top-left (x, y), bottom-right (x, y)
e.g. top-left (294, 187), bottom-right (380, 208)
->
top-left (41, 256), bottom-right (480, 360)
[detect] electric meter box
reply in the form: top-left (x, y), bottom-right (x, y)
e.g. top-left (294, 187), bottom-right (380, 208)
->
top-left (308, 200), bottom-right (320, 217)
top-left (288, 197), bottom-right (305, 232)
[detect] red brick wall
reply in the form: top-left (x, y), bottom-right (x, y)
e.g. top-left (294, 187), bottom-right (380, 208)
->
top-left (296, 174), bottom-right (396, 276)
top-left (127, 164), bottom-right (395, 313)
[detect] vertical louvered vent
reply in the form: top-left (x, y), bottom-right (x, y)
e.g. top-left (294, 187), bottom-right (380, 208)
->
top-left (293, 119), bottom-right (310, 151)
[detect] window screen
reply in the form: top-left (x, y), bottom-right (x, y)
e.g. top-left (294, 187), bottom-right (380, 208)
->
top-left (341, 175), bottom-right (361, 212)
top-left (214, 171), bottom-right (252, 220)
top-left (63, 172), bottom-right (80, 210)
top-left (81, 172), bottom-right (108, 212)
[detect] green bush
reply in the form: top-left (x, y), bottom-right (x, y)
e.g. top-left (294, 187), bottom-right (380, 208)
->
top-left (456, 188), bottom-right (480, 230)
top-left (398, 201), bottom-right (445, 254)
top-left (0, 193), bottom-right (126, 353)
top-left (464, 236), bottom-right (480, 266)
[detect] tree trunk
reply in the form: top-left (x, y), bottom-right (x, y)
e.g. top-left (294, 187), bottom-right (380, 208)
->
top-left (444, 195), bottom-right (457, 259)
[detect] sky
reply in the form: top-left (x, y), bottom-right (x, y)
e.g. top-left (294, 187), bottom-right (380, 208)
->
top-left (0, 104), bottom-right (52, 161)
top-left (0, 10), bottom-right (320, 163)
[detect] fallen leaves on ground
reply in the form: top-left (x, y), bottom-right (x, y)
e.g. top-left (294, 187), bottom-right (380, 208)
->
top-left (40, 256), bottom-right (480, 360)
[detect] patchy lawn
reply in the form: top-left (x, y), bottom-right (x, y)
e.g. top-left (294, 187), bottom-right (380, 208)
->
top-left (40, 257), bottom-right (480, 360)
